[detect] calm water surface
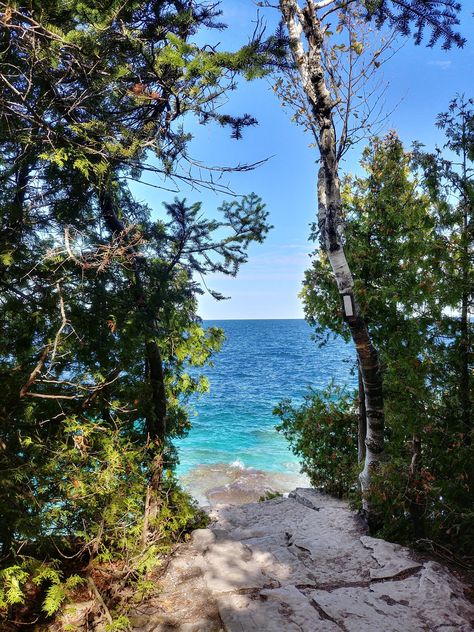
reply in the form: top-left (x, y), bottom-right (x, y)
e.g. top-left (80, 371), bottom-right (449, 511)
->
top-left (174, 320), bottom-right (356, 502)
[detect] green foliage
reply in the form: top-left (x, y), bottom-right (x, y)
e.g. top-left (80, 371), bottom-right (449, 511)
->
top-left (363, 0), bottom-right (464, 49)
top-left (258, 491), bottom-right (283, 502)
top-left (0, 566), bottom-right (30, 609)
top-left (367, 437), bottom-right (474, 550)
top-left (0, 0), bottom-right (276, 183)
top-left (0, 560), bottom-right (84, 618)
top-left (275, 386), bottom-right (359, 498)
top-left (150, 477), bottom-right (210, 551)
top-left (131, 578), bottom-right (157, 604)
top-left (0, 0), bottom-right (271, 626)
top-left (42, 578), bottom-right (77, 618)
top-left (105, 615), bottom-right (131, 631)
top-left (287, 126), bottom-right (473, 553)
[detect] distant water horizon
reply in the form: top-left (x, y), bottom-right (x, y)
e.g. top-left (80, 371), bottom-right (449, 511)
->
top-left (199, 317), bottom-right (306, 321)
top-left (174, 319), bottom-right (357, 505)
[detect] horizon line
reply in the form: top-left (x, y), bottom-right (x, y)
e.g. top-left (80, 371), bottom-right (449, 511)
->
top-left (201, 317), bottom-right (306, 321)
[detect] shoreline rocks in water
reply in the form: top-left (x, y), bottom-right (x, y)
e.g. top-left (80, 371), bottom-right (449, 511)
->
top-left (180, 461), bottom-right (310, 507)
top-left (130, 488), bottom-right (474, 631)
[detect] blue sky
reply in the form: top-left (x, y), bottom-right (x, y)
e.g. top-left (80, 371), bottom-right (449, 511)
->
top-left (134, 1), bottom-right (474, 320)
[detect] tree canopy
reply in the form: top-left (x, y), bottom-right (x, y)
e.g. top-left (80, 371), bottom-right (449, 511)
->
top-left (0, 0), bottom-right (272, 623)
top-left (0, 0), bottom-right (472, 625)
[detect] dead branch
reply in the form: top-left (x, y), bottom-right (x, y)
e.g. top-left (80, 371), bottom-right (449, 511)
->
top-left (51, 282), bottom-right (68, 363)
top-left (19, 344), bottom-right (51, 398)
top-left (86, 577), bottom-right (114, 627)
top-left (24, 392), bottom-right (80, 400)
top-left (61, 225), bottom-right (145, 273)
top-left (81, 367), bottom-right (122, 409)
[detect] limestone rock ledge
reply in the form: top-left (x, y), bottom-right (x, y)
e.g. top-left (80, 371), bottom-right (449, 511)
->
top-left (131, 489), bottom-right (474, 632)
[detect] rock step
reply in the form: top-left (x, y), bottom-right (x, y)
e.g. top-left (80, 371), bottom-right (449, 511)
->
top-left (130, 489), bottom-right (473, 632)
top-left (193, 488), bottom-right (474, 632)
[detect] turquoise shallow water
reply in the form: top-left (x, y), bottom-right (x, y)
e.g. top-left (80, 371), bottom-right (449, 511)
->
top-left (174, 320), bottom-right (356, 499)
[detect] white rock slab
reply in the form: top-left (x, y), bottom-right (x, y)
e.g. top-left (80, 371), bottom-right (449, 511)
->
top-left (361, 535), bottom-right (423, 580)
top-left (308, 561), bottom-right (473, 632)
top-left (193, 489), bottom-right (474, 632)
top-left (217, 587), bottom-right (341, 632)
top-left (203, 538), bottom-right (270, 593)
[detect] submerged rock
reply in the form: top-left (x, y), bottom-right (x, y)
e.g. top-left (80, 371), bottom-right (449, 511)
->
top-left (180, 462), bottom-right (309, 507)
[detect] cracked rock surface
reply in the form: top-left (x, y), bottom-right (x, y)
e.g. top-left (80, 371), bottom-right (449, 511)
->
top-left (132, 489), bottom-right (474, 632)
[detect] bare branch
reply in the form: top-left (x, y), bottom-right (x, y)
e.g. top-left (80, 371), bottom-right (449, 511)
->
top-left (19, 345), bottom-right (51, 398)
top-left (51, 283), bottom-right (68, 364)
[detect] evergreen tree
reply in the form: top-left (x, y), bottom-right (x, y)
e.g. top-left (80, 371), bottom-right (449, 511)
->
top-left (0, 1), bottom-right (271, 623)
top-left (277, 131), bottom-right (474, 550)
top-left (413, 96), bottom-right (474, 447)
top-left (365, 0), bottom-right (464, 48)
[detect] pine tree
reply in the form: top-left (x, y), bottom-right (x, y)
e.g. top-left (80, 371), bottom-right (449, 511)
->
top-left (0, 1), bottom-right (271, 622)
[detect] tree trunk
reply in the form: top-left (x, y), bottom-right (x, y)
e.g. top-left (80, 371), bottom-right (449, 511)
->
top-left (408, 435), bottom-right (425, 539)
top-left (460, 289), bottom-right (471, 445)
top-left (459, 162), bottom-right (471, 445)
top-left (98, 182), bottom-right (167, 541)
top-left (280, 0), bottom-right (385, 529)
top-left (1, 156), bottom-right (30, 272)
top-left (358, 363), bottom-right (367, 464)
top-left (11, 158), bottom-right (29, 228)
top-left (316, 100), bottom-right (384, 530)
top-left (144, 338), bottom-right (167, 529)
top-left (456, 121), bottom-right (472, 446)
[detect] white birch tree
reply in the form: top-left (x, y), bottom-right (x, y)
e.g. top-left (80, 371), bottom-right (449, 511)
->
top-left (276, 0), bottom-right (463, 527)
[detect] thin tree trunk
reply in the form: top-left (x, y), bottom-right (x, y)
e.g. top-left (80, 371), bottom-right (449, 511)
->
top-left (144, 338), bottom-right (167, 528)
top-left (1, 156), bottom-right (30, 279)
top-left (98, 182), bottom-right (167, 541)
top-left (458, 122), bottom-right (471, 445)
top-left (280, 0), bottom-right (385, 529)
top-left (460, 289), bottom-right (471, 445)
top-left (11, 158), bottom-right (29, 228)
top-left (318, 131), bottom-right (385, 530)
top-left (358, 363), bottom-right (367, 464)
top-left (408, 435), bottom-right (425, 539)
top-left (459, 163), bottom-right (471, 445)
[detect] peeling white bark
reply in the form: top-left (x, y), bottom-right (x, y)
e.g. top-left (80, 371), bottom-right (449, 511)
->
top-left (280, 0), bottom-right (385, 526)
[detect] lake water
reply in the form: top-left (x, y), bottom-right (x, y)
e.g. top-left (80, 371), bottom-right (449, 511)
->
top-left (174, 319), bottom-right (356, 504)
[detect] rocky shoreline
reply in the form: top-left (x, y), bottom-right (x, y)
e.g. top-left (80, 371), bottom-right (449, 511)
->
top-left (129, 488), bottom-right (474, 631)
top-left (179, 462), bottom-right (310, 507)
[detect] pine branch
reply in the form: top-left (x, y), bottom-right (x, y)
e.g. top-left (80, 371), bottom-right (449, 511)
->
top-left (365, 0), bottom-right (465, 49)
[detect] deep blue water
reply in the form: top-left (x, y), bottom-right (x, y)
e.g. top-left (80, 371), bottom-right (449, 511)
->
top-left (174, 319), bottom-right (356, 478)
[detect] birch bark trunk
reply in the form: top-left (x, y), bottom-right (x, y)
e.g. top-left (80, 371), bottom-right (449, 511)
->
top-left (358, 363), bottom-right (367, 464)
top-left (280, 0), bottom-right (385, 526)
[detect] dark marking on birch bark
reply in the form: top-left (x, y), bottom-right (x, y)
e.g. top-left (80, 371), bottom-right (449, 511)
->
top-left (358, 364), bottom-right (367, 464)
